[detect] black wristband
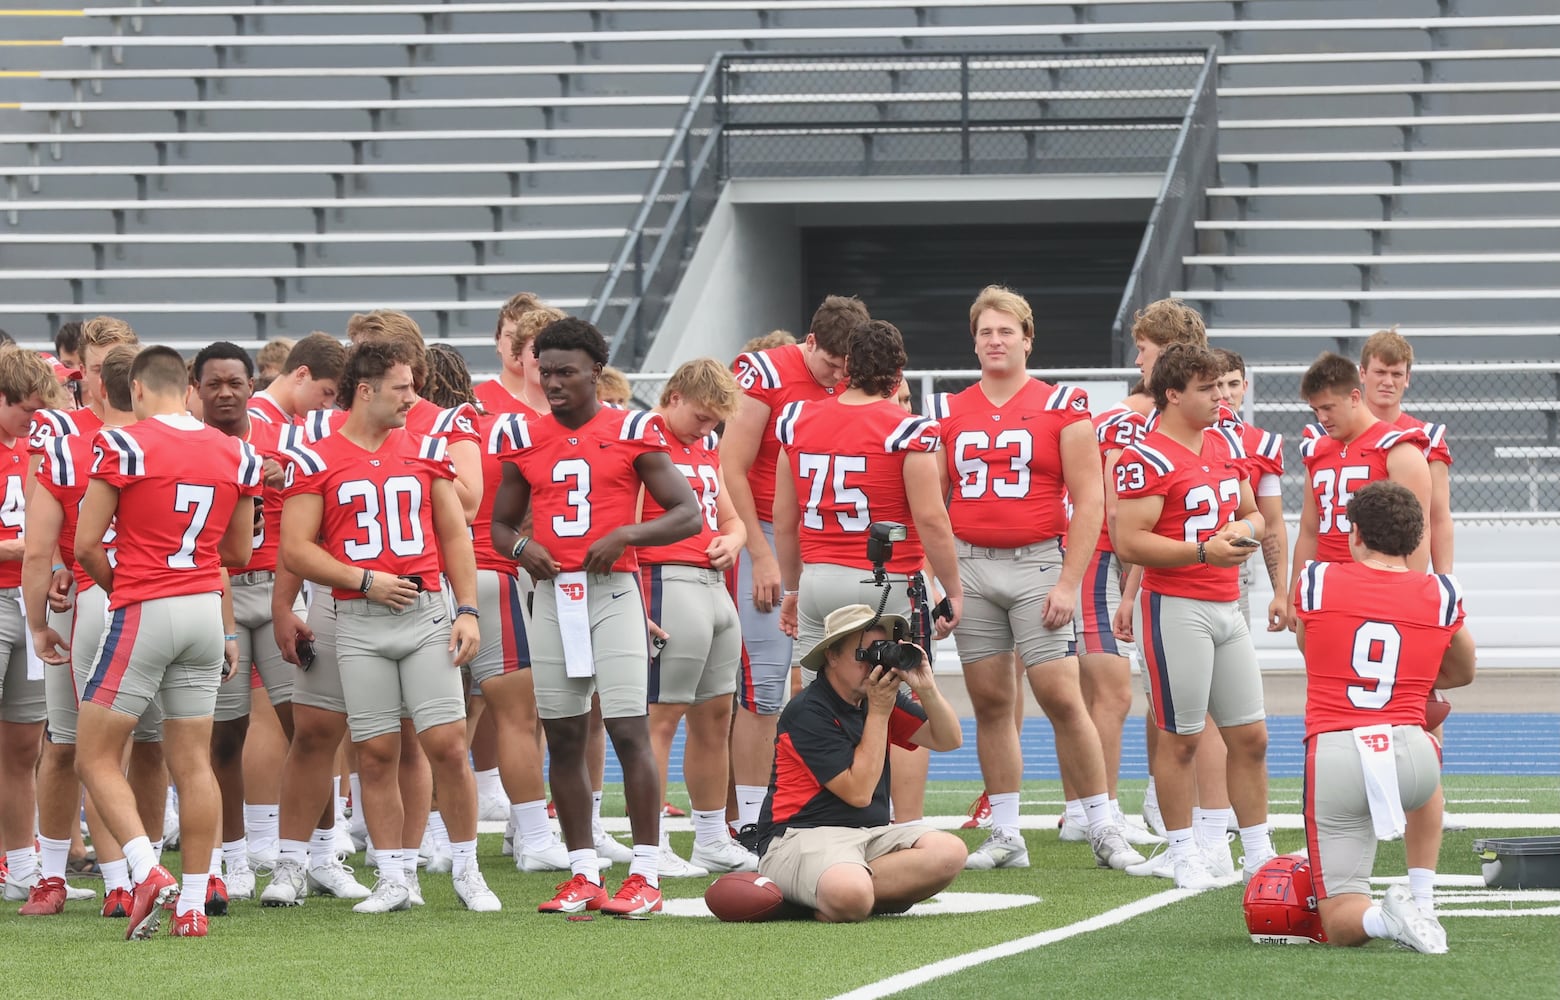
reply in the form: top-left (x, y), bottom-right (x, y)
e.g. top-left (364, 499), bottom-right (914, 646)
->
top-left (510, 536), bottom-right (530, 561)
top-left (360, 569), bottom-right (373, 594)
top-left (1196, 541), bottom-right (1207, 565)
top-left (455, 605), bottom-right (480, 620)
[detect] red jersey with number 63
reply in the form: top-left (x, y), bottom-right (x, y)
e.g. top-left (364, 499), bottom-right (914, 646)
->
top-left (728, 344), bottom-right (839, 525)
top-left (638, 430), bottom-right (723, 567)
top-left (91, 416), bottom-right (263, 609)
top-left (775, 398), bottom-right (940, 574)
top-left (1114, 426), bottom-right (1248, 602)
top-left (1092, 404), bottom-right (1149, 555)
top-left (281, 427), bottom-right (455, 599)
top-left (1300, 421), bottom-right (1429, 564)
top-left (925, 379), bottom-right (1089, 548)
top-left (1296, 560), bottom-right (1464, 739)
top-left (490, 407), bottom-right (667, 574)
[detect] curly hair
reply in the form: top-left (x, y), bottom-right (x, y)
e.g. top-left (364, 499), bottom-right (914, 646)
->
top-left (513, 304), bottom-right (568, 361)
top-left (341, 340), bottom-right (419, 410)
top-left (345, 310), bottom-right (427, 391)
top-left (1149, 343), bottom-right (1223, 411)
top-left (1132, 298), bottom-right (1207, 349)
top-left (844, 320), bottom-right (907, 399)
top-left (423, 344), bottom-right (478, 410)
top-left (534, 317), bottom-right (608, 367)
top-left (809, 296), bottom-right (870, 357)
top-left (1348, 481), bottom-right (1424, 557)
top-left (740, 329), bottom-right (797, 354)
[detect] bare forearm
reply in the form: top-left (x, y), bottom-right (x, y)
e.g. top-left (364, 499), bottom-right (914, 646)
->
top-left (1117, 531), bottom-right (1197, 569)
top-left (435, 515), bottom-right (479, 607)
top-left (77, 544), bottom-right (112, 593)
top-left (831, 716), bottom-right (890, 807)
top-left (1059, 511), bottom-right (1101, 590)
top-left (913, 687), bottom-right (963, 752)
top-left (282, 539), bottom-right (362, 593)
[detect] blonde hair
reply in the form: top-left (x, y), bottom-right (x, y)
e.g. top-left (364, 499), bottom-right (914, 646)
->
top-left (740, 329), bottom-right (797, 354)
top-left (494, 292), bottom-right (544, 341)
top-left (255, 337), bottom-right (295, 376)
top-left (659, 357), bottom-right (741, 419)
top-left (1131, 298), bottom-right (1207, 348)
top-left (345, 310), bottom-right (427, 389)
top-left (0, 347), bottom-right (64, 407)
top-left (1360, 328), bottom-right (1414, 370)
top-left (968, 285), bottom-right (1035, 341)
top-left (596, 365), bottom-right (632, 406)
top-left (510, 304), bottom-right (568, 361)
top-left (80, 315), bottom-right (138, 355)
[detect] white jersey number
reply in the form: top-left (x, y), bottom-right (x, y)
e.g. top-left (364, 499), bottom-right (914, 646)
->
top-left (1182, 478), bottom-right (1241, 543)
top-left (952, 429), bottom-right (1033, 499)
top-left (1348, 620), bottom-right (1402, 710)
top-left (169, 483), bottom-right (217, 569)
top-left (674, 462), bottom-right (720, 530)
top-left (551, 458), bottom-right (592, 538)
top-left (796, 453), bottom-right (869, 533)
top-left (338, 476), bottom-right (426, 561)
top-left (1312, 465), bottom-right (1371, 534)
top-left (0, 474), bottom-right (24, 533)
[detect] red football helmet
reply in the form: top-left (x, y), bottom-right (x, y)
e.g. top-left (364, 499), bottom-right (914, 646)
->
top-left (1243, 854), bottom-right (1327, 945)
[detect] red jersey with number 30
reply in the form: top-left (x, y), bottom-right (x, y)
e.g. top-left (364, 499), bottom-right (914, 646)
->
top-left (775, 398), bottom-right (940, 574)
top-left (639, 431), bottom-right (723, 567)
top-left (281, 427), bottom-right (455, 599)
top-left (728, 345), bottom-right (839, 525)
top-left (490, 407), bottom-right (666, 574)
top-left (926, 379), bottom-right (1089, 548)
top-left (1296, 560), bottom-right (1465, 739)
top-left (91, 416), bottom-right (263, 609)
top-left (1092, 404), bottom-right (1149, 554)
top-left (1300, 421), bottom-right (1429, 564)
top-left (1114, 426), bottom-right (1248, 602)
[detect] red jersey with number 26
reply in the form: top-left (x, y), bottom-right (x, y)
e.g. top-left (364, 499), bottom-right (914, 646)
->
top-left (1114, 426), bottom-right (1248, 602)
top-left (1300, 421), bottom-right (1429, 564)
top-left (281, 428), bottom-right (456, 599)
top-left (639, 431), bottom-right (723, 567)
top-left (926, 379), bottom-right (1089, 547)
top-left (1296, 560), bottom-right (1464, 739)
top-left (490, 407), bottom-right (667, 574)
top-left (91, 416), bottom-right (263, 609)
top-left (729, 344), bottom-right (839, 525)
top-left (775, 398), bottom-right (940, 574)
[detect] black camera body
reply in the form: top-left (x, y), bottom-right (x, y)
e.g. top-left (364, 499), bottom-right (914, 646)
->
top-left (855, 639), bottom-right (922, 673)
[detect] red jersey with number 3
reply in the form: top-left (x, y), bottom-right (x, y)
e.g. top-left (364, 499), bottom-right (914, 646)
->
top-left (639, 431), bottom-right (723, 567)
top-left (474, 406), bottom-right (539, 575)
top-left (489, 407), bottom-right (667, 574)
top-left (1300, 421), bottom-right (1429, 564)
top-left (281, 427), bottom-right (455, 599)
top-left (775, 398), bottom-right (940, 574)
top-left (1092, 404), bottom-right (1149, 554)
top-left (1296, 560), bottom-right (1464, 739)
top-left (728, 345), bottom-right (839, 525)
top-left (0, 436), bottom-right (28, 588)
top-left (91, 416), bottom-right (263, 609)
top-left (926, 379), bottom-right (1089, 548)
top-left (1114, 426), bottom-right (1248, 602)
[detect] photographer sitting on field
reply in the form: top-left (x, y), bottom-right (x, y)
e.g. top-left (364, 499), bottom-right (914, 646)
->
top-left (755, 604), bottom-right (966, 922)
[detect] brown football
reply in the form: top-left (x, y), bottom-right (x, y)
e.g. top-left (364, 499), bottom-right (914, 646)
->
top-left (705, 872), bottom-right (786, 923)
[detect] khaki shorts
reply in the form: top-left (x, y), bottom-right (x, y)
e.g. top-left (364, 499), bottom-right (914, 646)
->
top-left (81, 592), bottom-right (224, 722)
top-left (1075, 550), bottom-right (1126, 657)
top-left (1134, 591), bottom-right (1264, 736)
top-left (732, 519), bottom-right (794, 715)
top-left (335, 590), bottom-right (466, 741)
top-left (470, 569), bottom-right (530, 687)
top-left (641, 563), bottom-right (740, 706)
top-left (759, 823), bottom-right (936, 909)
top-left (528, 570), bottom-right (649, 720)
top-left (0, 590), bottom-right (45, 725)
top-left (1304, 726), bottom-right (1440, 899)
top-left (796, 563), bottom-right (930, 687)
top-left (954, 537), bottom-right (1073, 667)
top-left (68, 585), bottom-right (161, 741)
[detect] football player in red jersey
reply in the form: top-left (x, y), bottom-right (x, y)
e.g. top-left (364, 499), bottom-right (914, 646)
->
top-left (490, 317), bottom-right (702, 917)
top-left (720, 296), bottom-right (863, 837)
top-left (75, 346), bottom-right (263, 940)
top-left (246, 333), bottom-right (345, 428)
top-left (639, 358), bottom-right (757, 876)
top-left (1295, 482), bottom-right (1475, 952)
top-left (926, 286), bottom-right (1142, 873)
top-left (1113, 344), bottom-right (1276, 891)
top-left (280, 339), bottom-right (494, 915)
top-left (475, 293), bottom-right (553, 416)
top-left (1211, 350), bottom-right (1288, 633)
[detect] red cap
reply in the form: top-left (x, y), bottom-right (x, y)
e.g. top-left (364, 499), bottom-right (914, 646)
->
top-left (41, 353), bottom-right (83, 382)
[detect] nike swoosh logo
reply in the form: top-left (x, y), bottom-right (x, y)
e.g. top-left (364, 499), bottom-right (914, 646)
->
top-left (610, 591), bottom-right (631, 599)
top-left (433, 616), bottom-right (445, 624)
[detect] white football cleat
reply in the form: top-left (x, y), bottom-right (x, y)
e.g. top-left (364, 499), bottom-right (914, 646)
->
top-left (308, 859), bottom-right (372, 900)
top-left (406, 869), bottom-right (424, 907)
top-left (1125, 846), bottom-right (1175, 879)
top-left (224, 864), bottom-right (256, 900)
top-left (963, 831), bottom-right (1030, 870)
top-left (1202, 833), bottom-right (1239, 885)
top-left (478, 794), bottom-right (510, 824)
top-left (1091, 826), bottom-right (1147, 871)
top-left (1172, 851), bottom-right (1221, 891)
top-left (1142, 798), bottom-right (1167, 839)
top-left (517, 839), bottom-right (572, 873)
top-left (657, 844), bottom-right (710, 879)
top-left (1240, 846), bottom-right (1278, 885)
top-left (351, 875), bottom-right (410, 914)
top-left (501, 816), bottom-right (515, 857)
top-left (690, 838), bottom-right (760, 874)
top-left (64, 883), bottom-right (97, 902)
top-left (1113, 804), bottom-right (1166, 846)
top-left (419, 830), bottom-right (452, 874)
top-left (260, 860), bottom-right (307, 906)
top-left (593, 823), bottom-right (635, 864)
top-left (453, 868), bottom-right (502, 912)
top-left (1381, 884), bottom-right (1449, 954)
top-left (1058, 815), bottom-right (1089, 843)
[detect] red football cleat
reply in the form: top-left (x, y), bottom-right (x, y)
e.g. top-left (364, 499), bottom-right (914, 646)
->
top-left (661, 802), bottom-right (687, 818)
top-left (601, 874), bottom-right (663, 918)
top-left (126, 865), bottom-right (178, 940)
top-left (962, 791), bottom-right (993, 830)
top-left (545, 800), bottom-right (556, 819)
top-left (102, 886), bottom-right (132, 918)
top-left (205, 876), bottom-right (228, 917)
top-left (169, 910), bottom-right (208, 938)
top-left (19, 875), bottom-right (67, 916)
top-left (537, 873), bottom-right (607, 914)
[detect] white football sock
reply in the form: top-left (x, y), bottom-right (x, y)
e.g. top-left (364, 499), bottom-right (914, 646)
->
top-left (123, 836), bottom-right (156, 884)
top-left (1064, 799), bottom-right (1087, 829)
top-left (1082, 793), bottom-right (1112, 834)
top-left (569, 848), bottom-right (601, 885)
top-left (244, 803), bottom-right (279, 855)
top-left (987, 792), bottom-right (1021, 838)
top-left (309, 828), bottom-right (336, 869)
top-left (1362, 904), bottom-right (1390, 939)
top-left (1195, 807), bottom-right (1230, 849)
top-left (209, 847), bottom-right (222, 875)
top-left (101, 858), bottom-right (131, 892)
top-left (1408, 867), bottom-right (1436, 913)
top-left (735, 785), bottom-right (766, 828)
top-left (591, 790), bottom-right (604, 828)
top-left (348, 773), bottom-right (364, 821)
top-left (177, 873), bottom-right (207, 917)
top-left (427, 810), bottom-right (449, 850)
top-left (450, 839), bottom-right (477, 878)
top-left (222, 840), bottom-right (249, 874)
top-left (278, 839), bottom-right (309, 867)
top-left (513, 800), bottom-right (556, 852)
top-left (629, 843), bottom-right (659, 888)
top-left (5, 847), bottom-right (37, 883)
top-left (1167, 828), bottom-right (1197, 862)
top-left (475, 767), bottom-right (503, 803)
top-left (691, 808), bottom-right (728, 847)
top-left (37, 836), bottom-right (70, 881)
top-left (1239, 823), bottom-right (1272, 861)
top-left (151, 838), bottom-right (163, 863)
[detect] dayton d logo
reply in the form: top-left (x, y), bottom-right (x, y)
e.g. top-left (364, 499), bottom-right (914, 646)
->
top-left (1358, 733), bottom-right (1391, 753)
top-left (560, 582), bottom-right (585, 601)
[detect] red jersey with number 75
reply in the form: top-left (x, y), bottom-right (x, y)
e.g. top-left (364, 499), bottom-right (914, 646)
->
top-left (727, 344), bottom-right (840, 525)
top-left (774, 397), bottom-right (940, 574)
top-left (1299, 421), bottom-right (1429, 564)
top-left (281, 427), bottom-right (456, 599)
top-left (1296, 560), bottom-right (1464, 739)
top-left (489, 407), bottom-right (667, 574)
top-left (91, 415), bottom-right (263, 609)
top-left (639, 431), bottom-right (723, 567)
top-left (1114, 426), bottom-right (1248, 602)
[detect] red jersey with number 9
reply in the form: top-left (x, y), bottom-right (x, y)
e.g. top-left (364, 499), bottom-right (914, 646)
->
top-left (91, 416), bottom-right (263, 609)
top-left (1299, 421), bottom-right (1429, 564)
top-left (1114, 426), bottom-right (1248, 602)
top-left (490, 407), bottom-right (667, 574)
top-left (639, 430), bottom-right (723, 567)
top-left (774, 397), bottom-right (941, 574)
top-left (925, 379), bottom-right (1089, 548)
top-left (1296, 560), bottom-right (1464, 739)
top-left (728, 345), bottom-right (839, 525)
top-left (281, 427), bottom-right (456, 599)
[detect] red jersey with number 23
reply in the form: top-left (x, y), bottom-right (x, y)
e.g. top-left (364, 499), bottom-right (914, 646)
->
top-left (1296, 560), bottom-right (1464, 739)
top-left (1114, 426), bottom-right (1247, 602)
top-left (490, 407), bottom-right (667, 574)
top-left (729, 344), bottom-right (839, 525)
top-left (1300, 421), bottom-right (1429, 564)
top-left (639, 431), bottom-right (723, 567)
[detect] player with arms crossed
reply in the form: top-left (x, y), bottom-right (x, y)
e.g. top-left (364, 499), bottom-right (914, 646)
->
top-left (489, 317), bottom-right (702, 917)
top-left (75, 346), bottom-right (262, 939)
top-left (1113, 344), bottom-right (1276, 890)
top-left (1293, 481), bottom-right (1474, 953)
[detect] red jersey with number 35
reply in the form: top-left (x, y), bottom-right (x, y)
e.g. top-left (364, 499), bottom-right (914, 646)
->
top-left (91, 416), bottom-right (263, 609)
top-left (775, 398), bottom-right (940, 574)
top-left (926, 379), bottom-right (1089, 548)
top-left (1300, 421), bottom-right (1429, 564)
top-left (1296, 560), bottom-right (1464, 739)
top-left (1092, 404), bottom-right (1149, 555)
top-left (728, 345), bottom-right (839, 525)
top-left (490, 407), bottom-right (666, 574)
top-left (639, 431), bottom-right (723, 567)
top-left (281, 427), bottom-right (455, 599)
top-left (1114, 426), bottom-right (1248, 602)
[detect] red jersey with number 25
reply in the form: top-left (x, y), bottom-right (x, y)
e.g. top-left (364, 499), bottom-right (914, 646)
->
top-left (281, 428), bottom-right (456, 599)
top-left (91, 416), bottom-right (263, 609)
top-left (926, 379), bottom-right (1089, 548)
top-left (1092, 404), bottom-right (1149, 555)
top-left (728, 344), bottom-right (839, 525)
top-left (1114, 426), bottom-right (1247, 602)
top-left (1296, 560), bottom-right (1464, 739)
top-left (1300, 421), bottom-right (1429, 564)
top-left (490, 407), bottom-right (667, 574)
top-left (639, 431), bottom-right (723, 567)
top-left (775, 398), bottom-right (940, 574)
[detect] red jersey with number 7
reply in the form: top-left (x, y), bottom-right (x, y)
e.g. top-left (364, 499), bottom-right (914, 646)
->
top-left (489, 407), bottom-right (667, 574)
top-left (1299, 421), bottom-right (1429, 564)
top-left (1114, 426), bottom-right (1248, 602)
top-left (90, 415), bottom-right (263, 609)
top-left (728, 344), bottom-right (840, 525)
top-left (1296, 560), bottom-right (1464, 739)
